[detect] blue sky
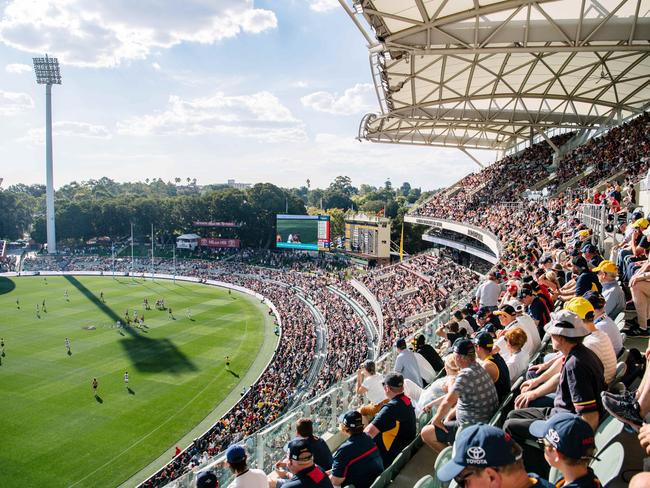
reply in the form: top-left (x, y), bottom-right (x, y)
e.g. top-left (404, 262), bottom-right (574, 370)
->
top-left (0, 0), bottom-right (494, 190)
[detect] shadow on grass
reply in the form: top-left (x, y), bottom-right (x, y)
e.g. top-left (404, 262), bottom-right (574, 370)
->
top-left (64, 275), bottom-right (196, 375)
top-left (0, 277), bottom-right (16, 296)
top-left (227, 369), bottom-right (240, 378)
top-left (127, 387), bottom-right (135, 395)
top-left (95, 394), bottom-right (103, 404)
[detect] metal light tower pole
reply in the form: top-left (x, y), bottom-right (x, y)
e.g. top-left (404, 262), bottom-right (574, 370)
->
top-left (33, 54), bottom-right (62, 254)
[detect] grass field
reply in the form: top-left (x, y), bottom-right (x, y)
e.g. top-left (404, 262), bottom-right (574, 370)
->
top-left (0, 275), bottom-right (272, 488)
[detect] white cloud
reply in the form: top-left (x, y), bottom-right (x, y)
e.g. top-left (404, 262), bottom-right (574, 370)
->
top-left (291, 80), bottom-right (309, 88)
top-left (117, 91), bottom-right (307, 143)
top-left (22, 121), bottom-right (111, 144)
top-left (301, 83), bottom-right (376, 115)
top-left (151, 62), bottom-right (161, 71)
top-left (0, 0), bottom-right (278, 68)
top-left (309, 0), bottom-right (340, 13)
top-left (5, 62), bottom-right (31, 73)
top-left (0, 90), bottom-right (34, 115)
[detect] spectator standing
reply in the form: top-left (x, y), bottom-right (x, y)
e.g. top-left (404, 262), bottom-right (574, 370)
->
top-left (476, 272), bottom-right (501, 310)
top-left (413, 334), bottom-right (444, 372)
top-left (394, 338), bottom-right (422, 387)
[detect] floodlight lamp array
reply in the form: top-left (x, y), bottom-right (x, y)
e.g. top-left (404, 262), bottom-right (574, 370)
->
top-left (33, 55), bottom-right (62, 85)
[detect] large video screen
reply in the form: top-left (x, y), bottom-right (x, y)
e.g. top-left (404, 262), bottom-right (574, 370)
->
top-left (276, 214), bottom-right (330, 251)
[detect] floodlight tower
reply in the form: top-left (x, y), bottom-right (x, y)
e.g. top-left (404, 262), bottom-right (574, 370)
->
top-left (33, 54), bottom-right (62, 254)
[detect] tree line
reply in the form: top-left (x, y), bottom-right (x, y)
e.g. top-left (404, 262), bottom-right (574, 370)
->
top-left (0, 176), bottom-right (433, 252)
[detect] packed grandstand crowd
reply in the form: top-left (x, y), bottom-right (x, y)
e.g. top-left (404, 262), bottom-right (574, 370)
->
top-left (7, 111), bottom-right (650, 487)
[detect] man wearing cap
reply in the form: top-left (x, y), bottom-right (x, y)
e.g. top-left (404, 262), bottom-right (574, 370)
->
top-left (330, 411), bottom-right (383, 488)
top-left (413, 334), bottom-right (444, 373)
top-left (473, 331), bottom-right (511, 402)
top-left (394, 338), bottom-right (422, 387)
top-left (281, 439), bottom-right (333, 488)
top-left (421, 339), bottom-right (498, 451)
top-left (592, 260), bottom-right (625, 320)
top-left (584, 291), bottom-right (623, 357)
top-left (565, 296), bottom-right (616, 384)
top-left (225, 444), bottom-right (267, 488)
top-left (504, 311), bottom-right (605, 476)
top-left (581, 244), bottom-right (602, 270)
top-left (475, 272), bottom-right (501, 311)
top-left (364, 372), bottom-right (416, 466)
top-left (476, 306), bottom-right (502, 334)
top-left (196, 470), bottom-right (219, 488)
top-left (616, 217), bottom-right (649, 278)
top-left (519, 287), bottom-right (550, 337)
top-left (558, 257), bottom-right (602, 301)
top-left (529, 413), bottom-right (602, 487)
top-left (436, 424), bottom-right (554, 488)
top-left (494, 304), bottom-right (541, 360)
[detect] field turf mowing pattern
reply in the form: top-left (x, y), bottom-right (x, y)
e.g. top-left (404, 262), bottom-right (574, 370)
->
top-left (0, 275), bottom-right (270, 488)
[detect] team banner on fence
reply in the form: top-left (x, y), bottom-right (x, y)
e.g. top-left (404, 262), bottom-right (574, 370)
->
top-left (192, 221), bottom-right (240, 228)
top-left (199, 238), bottom-right (241, 248)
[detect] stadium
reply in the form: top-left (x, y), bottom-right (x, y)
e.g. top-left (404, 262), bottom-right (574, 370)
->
top-left (1, 1), bottom-right (650, 488)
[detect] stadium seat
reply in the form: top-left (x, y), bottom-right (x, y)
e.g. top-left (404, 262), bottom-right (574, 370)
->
top-left (414, 475), bottom-right (436, 488)
top-left (389, 451), bottom-right (409, 477)
top-left (590, 442), bottom-right (624, 485)
top-left (594, 416), bottom-right (625, 451)
top-left (432, 446), bottom-right (453, 488)
top-left (369, 466), bottom-right (393, 488)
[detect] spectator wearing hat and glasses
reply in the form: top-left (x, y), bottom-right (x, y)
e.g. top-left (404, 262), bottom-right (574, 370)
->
top-left (421, 339), bottom-right (498, 452)
top-left (436, 424), bottom-right (554, 488)
top-left (504, 311), bottom-right (605, 477)
top-left (330, 410), bottom-right (383, 488)
top-left (364, 372), bottom-right (416, 467)
top-left (591, 260), bottom-right (625, 321)
top-left (529, 413), bottom-right (602, 487)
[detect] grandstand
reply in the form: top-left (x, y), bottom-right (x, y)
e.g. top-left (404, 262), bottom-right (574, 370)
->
top-left (2, 1), bottom-right (650, 487)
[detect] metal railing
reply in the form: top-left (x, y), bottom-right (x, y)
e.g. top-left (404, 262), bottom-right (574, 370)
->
top-left (578, 203), bottom-right (611, 252)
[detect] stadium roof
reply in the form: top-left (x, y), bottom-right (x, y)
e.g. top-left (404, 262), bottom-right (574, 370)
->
top-left (342, 0), bottom-right (650, 151)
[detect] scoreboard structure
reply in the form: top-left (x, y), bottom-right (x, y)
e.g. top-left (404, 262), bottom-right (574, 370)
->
top-left (345, 214), bottom-right (391, 259)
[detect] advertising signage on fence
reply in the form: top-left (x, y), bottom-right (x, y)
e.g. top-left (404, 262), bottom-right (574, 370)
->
top-left (192, 221), bottom-right (241, 228)
top-left (199, 238), bottom-right (241, 248)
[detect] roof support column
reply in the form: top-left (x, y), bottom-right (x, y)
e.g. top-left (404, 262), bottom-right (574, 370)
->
top-left (458, 147), bottom-right (485, 169)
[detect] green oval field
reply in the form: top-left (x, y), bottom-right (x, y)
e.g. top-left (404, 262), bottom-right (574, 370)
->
top-left (0, 275), bottom-right (275, 488)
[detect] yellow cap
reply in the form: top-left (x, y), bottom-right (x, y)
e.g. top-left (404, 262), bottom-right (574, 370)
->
top-left (592, 260), bottom-right (617, 274)
top-left (578, 230), bottom-right (590, 238)
top-left (633, 218), bottom-right (650, 230)
top-left (564, 297), bottom-right (595, 319)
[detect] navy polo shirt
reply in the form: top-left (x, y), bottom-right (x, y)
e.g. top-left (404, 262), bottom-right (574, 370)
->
top-left (304, 436), bottom-right (333, 471)
top-left (331, 433), bottom-right (384, 488)
top-left (575, 271), bottom-right (602, 296)
top-left (282, 465), bottom-right (334, 488)
top-left (556, 468), bottom-right (602, 487)
top-left (371, 393), bottom-right (416, 466)
top-left (553, 344), bottom-right (605, 417)
top-left (527, 297), bottom-right (550, 329)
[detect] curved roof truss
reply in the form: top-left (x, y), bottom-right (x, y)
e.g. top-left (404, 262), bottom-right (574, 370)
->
top-left (342, 0), bottom-right (650, 151)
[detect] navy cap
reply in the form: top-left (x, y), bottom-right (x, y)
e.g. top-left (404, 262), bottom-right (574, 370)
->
top-left (437, 424), bottom-right (521, 481)
top-left (338, 410), bottom-right (362, 428)
top-left (395, 338), bottom-right (407, 349)
top-left (476, 307), bottom-right (491, 319)
top-left (517, 287), bottom-right (534, 298)
top-left (225, 444), bottom-right (246, 464)
top-left (572, 256), bottom-right (589, 269)
top-left (196, 470), bottom-right (219, 488)
top-left (452, 338), bottom-right (474, 356)
top-left (383, 372), bottom-right (404, 388)
top-left (581, 244), bottom-right (597, 254)
top-left (473, 331), bottom-right (494, 349)
top-left (287, 438), bottom-right (313, 461)
top-left (529, 412), bottom-right (598, 460)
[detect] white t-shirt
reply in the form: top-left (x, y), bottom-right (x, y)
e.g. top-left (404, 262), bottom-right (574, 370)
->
top-left (494, 314), bottom-right (540, 362)
top-left (456, 319), bottom-right (473, 335)
top-left (362, 374), bottom-right (386, 404)
top-left (583, 329), bottom-right (617, 385)
top-left (505, 349), bottom-right (529, 384)
top-left (229, 468), bottom-right (268, 488)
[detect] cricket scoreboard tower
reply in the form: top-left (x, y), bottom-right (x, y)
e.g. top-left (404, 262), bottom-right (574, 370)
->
top-left (345, 214), bottom-right (391, 261)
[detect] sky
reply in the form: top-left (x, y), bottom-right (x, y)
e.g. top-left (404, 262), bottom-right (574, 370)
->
top-left (0, 0), bottom-right (496, 191)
